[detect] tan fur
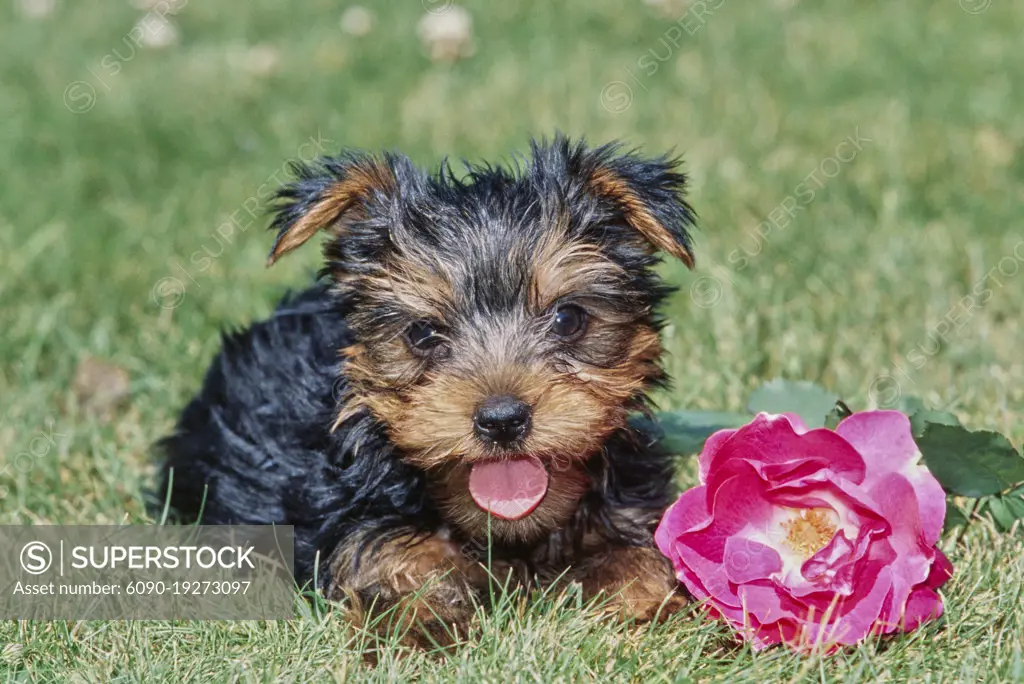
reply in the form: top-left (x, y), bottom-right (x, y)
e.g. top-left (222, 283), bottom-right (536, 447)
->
top-left (588, 167), bottom-right (695, 268)
top-left (327, 529), bottom-right (488, 647)
top-left (268, 159), bottom-right (395, 264)
top-left (564, 326), bottom-right (663, 409)
top-left (530, 230), bottom-right (631, 310)
top-left (572, 545), bottom-right (687, 621)
top-left (355, 257), bottom-right (456, 323)
top-left (384, 364), bottom-right (613, 470)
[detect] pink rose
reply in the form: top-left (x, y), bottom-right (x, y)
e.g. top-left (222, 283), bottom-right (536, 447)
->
top-left (655, 410), bottom-right (953, 651)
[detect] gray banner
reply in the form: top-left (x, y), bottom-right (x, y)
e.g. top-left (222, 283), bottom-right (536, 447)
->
top-left (0, 525), bottom-right (295, 619)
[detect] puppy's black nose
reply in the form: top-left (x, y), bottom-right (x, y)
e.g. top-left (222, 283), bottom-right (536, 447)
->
top-left (474, 396), bottom-right (531, 445)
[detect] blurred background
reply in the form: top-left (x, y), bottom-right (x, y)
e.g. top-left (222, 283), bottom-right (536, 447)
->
top-left (0, 0), bottom-right (1021, 520)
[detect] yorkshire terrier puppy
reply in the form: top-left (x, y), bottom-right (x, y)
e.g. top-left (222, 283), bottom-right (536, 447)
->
top-left (157, 136), bottom-right (696, 643)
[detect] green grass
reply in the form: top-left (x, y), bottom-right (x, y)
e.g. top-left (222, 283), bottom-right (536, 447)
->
top-left (2, 0), bottom-right (1023, 680)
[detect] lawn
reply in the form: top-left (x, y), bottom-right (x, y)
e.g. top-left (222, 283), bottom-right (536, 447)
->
top-left (1, 0), bottom-right (1022, 681)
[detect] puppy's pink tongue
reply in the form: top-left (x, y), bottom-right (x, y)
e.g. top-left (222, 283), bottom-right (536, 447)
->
top-left (468, 456), bottom-right (548, 520)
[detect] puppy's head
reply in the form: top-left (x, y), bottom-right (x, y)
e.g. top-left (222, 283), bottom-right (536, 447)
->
top-left (269, 137), bottom-right (696, 541)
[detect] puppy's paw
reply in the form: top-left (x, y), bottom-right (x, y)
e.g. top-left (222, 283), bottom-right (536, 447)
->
top-left (575, 545), bottom-right (686, 623)
top-left (328, 530), bottom-right (487, 648)
top-left (597, 582), bottom-right (688, 623)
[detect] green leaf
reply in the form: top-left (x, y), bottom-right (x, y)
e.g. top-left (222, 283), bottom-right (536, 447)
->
top-left (980, 486), bottom-right (1024, 533)
top-left (824, 400), bottom-right (853, 430)
top-left (943, 499), bottom-right (968, 533)
top-left (910, 409), bottom-right (962, 439)
top-left (915, 423), bottom-right (1024, 497)
top-left (746, 379), bottom-right (838, 429)
top-left (633, 410), bottom-right (750, 456)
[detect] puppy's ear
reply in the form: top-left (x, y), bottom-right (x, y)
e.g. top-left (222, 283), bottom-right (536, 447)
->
top-left (545, 137), bottom-right (697, 268)
top-left (267, 152), bottom-right (403, 265)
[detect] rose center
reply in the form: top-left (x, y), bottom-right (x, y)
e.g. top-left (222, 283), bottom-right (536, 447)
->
top-left (781, 508), bottom-right (837, 559)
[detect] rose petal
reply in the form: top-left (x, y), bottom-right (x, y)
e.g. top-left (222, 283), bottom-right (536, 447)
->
top-left (702, 414), bottom-right (866, 491)
top-left (795, 522), bottom-right (886, 600)
top-left (907, 468), bottom-right (947, 545)
top-left (874, 591), bottom-right (896, 636)
top-left (925, 548), bottom-right (954, 589)
top-left (724, 536), bottom-right (782, 584)
top-left (808, 555), bottom-right (893, 646)
top-left (879, 546), bottom-right (952, 634)
top-left (674, 536), bottom-right (741, 607)
top-left (777, 412), bottom-right (811, 435)
top-left (836, 411), bottom-right (946, 543)
top-left (801, 531), bottom-right (856, 594)
top-left (671, 468), bottom-right (778, 606)
top-left (901, 586), bottom-right (944, 631)
top-left (869, 475), bottom-right (936, 607)
top-left (698, 414), bottom-right (810, 482)
top-left (736, 581), bottom-right (806, 628)
top-left (835, 411), bottom-right (918, 475)
top-left (708, 469), bottom-right (777, 536)
top-left (697, 426), bottom-right (741, 484)
top-left (867, 475), bottom-right (924, 549)
top-left (768, 618), bottom-right (802, 650)
top-left (655, 486), bottom-right (712, 553)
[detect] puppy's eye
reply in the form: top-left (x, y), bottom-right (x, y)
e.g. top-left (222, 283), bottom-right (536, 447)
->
top-left (406, 320), bottom-right (446, 354)
top-left (550, 304), bottom-right (587, 339)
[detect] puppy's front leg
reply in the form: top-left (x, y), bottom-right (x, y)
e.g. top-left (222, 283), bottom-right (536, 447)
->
top-left (573, 544), bottom-right (687, 622)
top-left (325, 528), bottom-right (487, 647)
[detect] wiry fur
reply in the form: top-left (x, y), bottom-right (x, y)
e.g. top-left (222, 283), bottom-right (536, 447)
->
top-left (156, 136), bottom-right (697, 637)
